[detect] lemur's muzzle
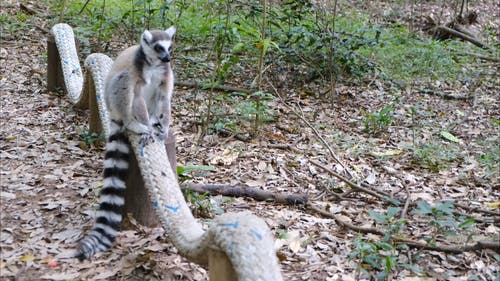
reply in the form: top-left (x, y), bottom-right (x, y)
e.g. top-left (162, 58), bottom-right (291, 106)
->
top-left (160, 54), bottom-right (171, 62)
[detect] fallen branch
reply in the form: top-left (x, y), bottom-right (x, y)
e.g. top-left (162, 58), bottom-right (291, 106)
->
top-left (175, 81), bottom-right (253, 94)
top-left (19, 3), bottom-right (41, 15)
top-left (434, 25), bottom-right (489, 49)
top-left (453, 50), bottom-right (500, 62)
top-left (397, 238), bottom-right (500, 254)
top-left (181, 183), bottom-right (308, 206)
top-left (455, 202), bottom-right (500, 217)
top-left (421, 89), bottom-right (471, 100)
top-left (307, 203), bottom-right (500, 254)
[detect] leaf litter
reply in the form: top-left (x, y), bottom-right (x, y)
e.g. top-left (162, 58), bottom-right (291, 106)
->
top-left (1, 0), bottom-right (499, 280)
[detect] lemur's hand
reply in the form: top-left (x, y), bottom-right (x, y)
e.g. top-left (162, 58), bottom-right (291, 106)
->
top-left (139, 131), bottom-right (155, 146)
top-left (153, 122), bottom-right (168, 141)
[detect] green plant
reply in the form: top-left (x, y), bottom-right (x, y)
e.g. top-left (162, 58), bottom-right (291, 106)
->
top-left (362, 104), bottom-right (394, 135)
top-left (0, 13), bottom-right (32, 33)
top-left (177, 164), bottom-right (215, 182)
top-left (350, 236), bottom-right (398, 280)
top-left (350, 207), bottom-right (420, 280)
top-left (357, 24), bottom-right (478, 87)
top-left (79, 131), bottom-right (105, 146)
top-left (369, 207), bottom-right (407, 239)
top-left (276, 229), bottom-right (288, 239)
top-left (182, 189), bottom-right (213, 217)
top-left (411, 200), bottom-right (475, 245)
top-left (411, 143), bottom-right (461, 172)
top-left (182, 188), bottom-right (226, 217)
top-left (236, 91), bottom-right (275, 129)
top-left (477, 136), bottom-right (500, 179)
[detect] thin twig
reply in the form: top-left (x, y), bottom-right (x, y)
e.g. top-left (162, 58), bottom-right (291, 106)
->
top-left (446, 84), bottom-right (478, 132)
top-left (309, 159), bottom-right (396, 204)
top-left (401, 184), bottom-right (411, 220)
top-left (314, 160), bottom-right (499, 222)
top-left (327, 0), bottom-right (338, 99)
top-left (382, 166), bottom-right (411, 219)
top-left (267, 81), bottom-right (354, 179)
top-left (455, 203), bottom-right (500, 217)
top-left (58, 0), bottom-right (67, 23)
top-left (78, 0), bottom-right (91, 15)
top-left (307, 203), bottom-right (500, 254)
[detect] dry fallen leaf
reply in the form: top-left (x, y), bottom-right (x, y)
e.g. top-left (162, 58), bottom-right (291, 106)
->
top-left (40, 272), bottom-right (79, 280)
top-left (19, 254), bottom-right (35, 262)
top-left (1, 2), bottom-right (499, 280)
top-left (484, 201), bottom-right (500, 209)
top-left (0, 191), bottom-right (16, 200)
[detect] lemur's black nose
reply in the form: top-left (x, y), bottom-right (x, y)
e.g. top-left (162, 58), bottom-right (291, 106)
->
top-left (160, 54), bottom-right (171, 62)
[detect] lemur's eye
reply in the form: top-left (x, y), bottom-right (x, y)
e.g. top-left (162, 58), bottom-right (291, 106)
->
top-left (154, 45), bottom-right (165, 53)
top-left (168, 46), bottom-right (173, 52)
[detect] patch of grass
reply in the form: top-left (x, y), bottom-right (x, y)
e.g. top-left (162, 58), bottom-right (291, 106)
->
top-left (357, 24), bottom-right (476, 86)
top-left (410, 143), bottom-right (462, 172)
top-left (476, 136), bottom-right (500, 179)
top-left (0, 13), bottom-right (33, 34)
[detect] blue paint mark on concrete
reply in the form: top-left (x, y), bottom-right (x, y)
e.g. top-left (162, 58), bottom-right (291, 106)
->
top-left (250, 228), bottom-right (263, 240)
top-left (166, 205), bottom-right (179, 212)
top-left (221, 222), bottom-right (239, 229)
top-left (152, 201), bottom-right (158, 207)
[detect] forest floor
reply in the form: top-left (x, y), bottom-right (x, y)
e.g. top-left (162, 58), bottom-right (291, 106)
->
top-left (1, 1), bottom-right (499, 281)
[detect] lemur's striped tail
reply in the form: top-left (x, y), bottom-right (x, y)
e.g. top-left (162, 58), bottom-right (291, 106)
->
top-left (77, 131), bottom-right (130, 260)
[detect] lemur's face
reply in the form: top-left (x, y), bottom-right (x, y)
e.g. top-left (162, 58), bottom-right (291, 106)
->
top-left (141, 26), bottom-right (176, 65)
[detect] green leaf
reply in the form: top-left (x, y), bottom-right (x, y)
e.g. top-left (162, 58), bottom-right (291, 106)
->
top-left (231, 42), bottom-right (246, 53)
top-left (436, 219), bottom-right (457, 228)
top-left (364, 255), bottom-right (381, 269)
top-left (369, 210), bottom-right (387, 223)
top-left (435, 200), bottom-right (454, 215)
top-left (375, 269), bottom-right (388, 281)
top-left (440, 131), bottom-right (460, 143)
top-left (376, 241), bottom-right (394, 251)
top-left (458, 218), bottom-right (475, 229)
top-left (177, 165), bottom-right (215, 176)
top-left (386, 207), bottom-right (401, 218)
top-left (385, 256), bottom-right (396, 271)
top-left (399, 263), bottom-right (422, 273)
top-left (412, 201), bottom-right (432, 215)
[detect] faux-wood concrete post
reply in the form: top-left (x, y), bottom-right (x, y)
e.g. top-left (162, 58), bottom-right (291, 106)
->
top-left (47, 35), bottom-right (66, 93)
top-left (123, 131), bottom-right (177, 226)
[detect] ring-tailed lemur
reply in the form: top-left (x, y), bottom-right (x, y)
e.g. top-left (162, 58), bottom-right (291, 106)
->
top-left (77, 26), bottom-right (176, 260)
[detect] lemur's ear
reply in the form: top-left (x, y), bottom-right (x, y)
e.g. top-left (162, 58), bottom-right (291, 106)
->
top-left (164, 26), bottom-right (176, 38)
top-left (142, 30), bottom-right (153, 45)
